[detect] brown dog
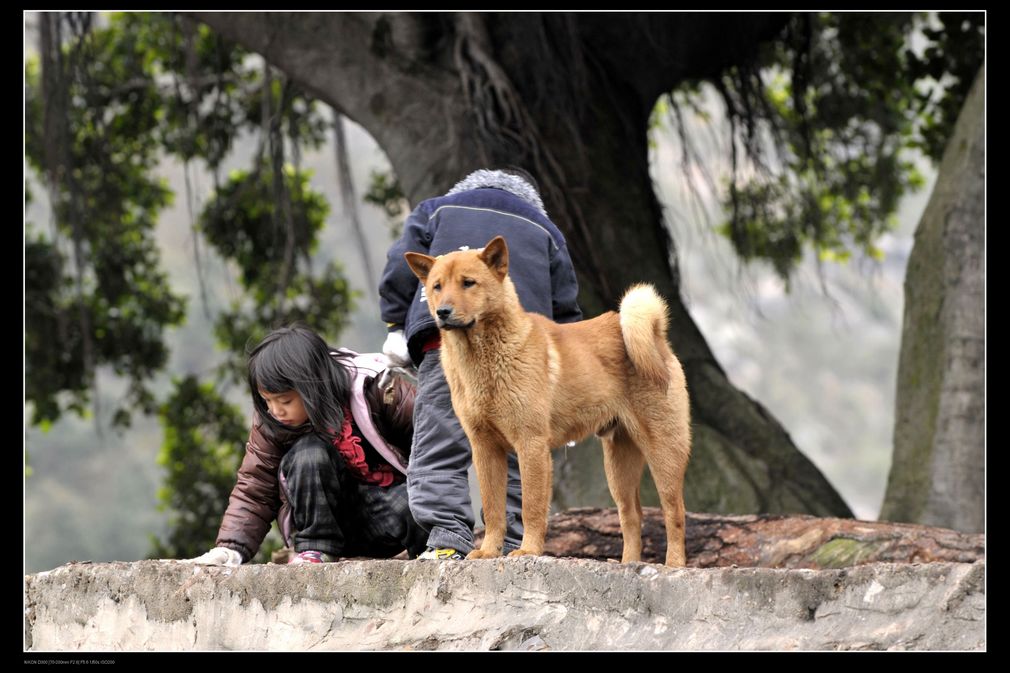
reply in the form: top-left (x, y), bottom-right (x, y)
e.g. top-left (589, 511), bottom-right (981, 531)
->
top-left (405, 236), bottom-right (691, 566)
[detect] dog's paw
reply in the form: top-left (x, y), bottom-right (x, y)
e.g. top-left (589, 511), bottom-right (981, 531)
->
top-left (466, 549), bottom-right (500, 560)
top-left (506, 548), bottom-right (541, 558)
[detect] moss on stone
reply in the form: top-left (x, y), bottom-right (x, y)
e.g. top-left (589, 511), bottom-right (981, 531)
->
top-left (809, 537), bottom-right (883, 569)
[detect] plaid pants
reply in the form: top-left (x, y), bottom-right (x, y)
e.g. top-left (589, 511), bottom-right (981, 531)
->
top-left (280, 433), bottom-right (427, 558)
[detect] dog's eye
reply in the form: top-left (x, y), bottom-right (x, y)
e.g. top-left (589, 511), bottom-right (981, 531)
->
top-left (433, 282), bottom-right (441, 292)
top-left (462, 279), bottom-right (476, 289)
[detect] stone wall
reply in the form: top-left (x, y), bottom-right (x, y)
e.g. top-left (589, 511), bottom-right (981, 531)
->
top-left (25, 557), bottom-right (985, 651)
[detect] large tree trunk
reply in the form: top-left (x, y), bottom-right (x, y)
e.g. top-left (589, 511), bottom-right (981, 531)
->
top-left (881, 67), bottom-right (985, 533)
top-left (190, 12), bottom-right (852, 517)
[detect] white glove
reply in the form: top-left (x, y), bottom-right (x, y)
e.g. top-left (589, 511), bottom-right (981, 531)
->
top-left (184, 546), bottom-right (244, 567)
top-left (382, 329), bottom-right (412, 367)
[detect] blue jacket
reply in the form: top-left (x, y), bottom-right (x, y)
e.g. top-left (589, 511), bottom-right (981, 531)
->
top-left (379, 170), bottom-right (582, 363)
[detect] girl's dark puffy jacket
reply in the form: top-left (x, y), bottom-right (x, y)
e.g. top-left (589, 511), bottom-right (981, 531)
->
top-left (215, 355), bottom-right (415, 562)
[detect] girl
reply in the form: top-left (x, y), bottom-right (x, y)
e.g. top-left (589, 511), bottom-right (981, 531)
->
top-left (187, 324), bottom-right (426, 565)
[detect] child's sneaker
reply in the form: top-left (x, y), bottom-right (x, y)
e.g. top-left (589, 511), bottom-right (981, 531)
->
top-left (288, 550), bottom-right (336, 564)
top-left (418, 547), bottom-right (465, 560)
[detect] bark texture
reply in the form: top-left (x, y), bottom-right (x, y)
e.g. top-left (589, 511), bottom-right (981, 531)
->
top-left (476, 506), bottom-right (985, 568)
top-left (881, 66), bottom-right (985, 532)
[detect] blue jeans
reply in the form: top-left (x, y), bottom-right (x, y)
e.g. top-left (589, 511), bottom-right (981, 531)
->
top-left (407, 348), bottom-right (524, 554)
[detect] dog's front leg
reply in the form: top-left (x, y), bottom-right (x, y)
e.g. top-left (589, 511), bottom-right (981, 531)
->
top-left (508, 437), bottom-right (552, 557)
top-left (467, 436), bottom-right (509, 560)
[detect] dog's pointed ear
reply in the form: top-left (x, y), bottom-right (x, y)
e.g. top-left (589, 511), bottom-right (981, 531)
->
top-left (404, 252), bottom-right (437, 281)
top-left (479, 236), bottom-right (509, 280)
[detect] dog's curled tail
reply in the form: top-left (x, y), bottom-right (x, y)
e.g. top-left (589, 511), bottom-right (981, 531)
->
top-left (619, 284), bottom-right (671, 387)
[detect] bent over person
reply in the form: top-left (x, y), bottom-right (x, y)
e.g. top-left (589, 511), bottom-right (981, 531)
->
top-left (186, 324), bottom-right (427, 566)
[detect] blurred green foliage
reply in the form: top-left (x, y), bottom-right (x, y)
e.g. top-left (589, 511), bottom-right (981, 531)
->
top-left (202, 165), bottom-right (356, 384)
top-left (25, 12), bottom-right (353, 560)
top-left (150, 375), bottom-right (247, 559)
top-left (363, 169), bottom-right (408, 237)
top-left (659, 12), bottom-right (983, 283)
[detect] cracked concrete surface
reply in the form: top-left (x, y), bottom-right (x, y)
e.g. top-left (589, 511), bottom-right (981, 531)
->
top-left (24, 557), bottom-right (984, 651)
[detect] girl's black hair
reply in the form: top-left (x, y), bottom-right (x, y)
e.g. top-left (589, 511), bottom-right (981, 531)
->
top-left (247, 324), bottom-right (352, 443)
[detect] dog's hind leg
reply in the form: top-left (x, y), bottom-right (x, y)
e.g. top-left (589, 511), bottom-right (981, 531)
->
top-left (639, 419), bottom-right (689, 567)
top-left (654, 474), bottom-right (687, 567)
top-left (508, 437), bottom-right (553, 557)
top-left (602, 427), bottom-right (647, 563)
top-left (467, 434), bottom-right (511, 560)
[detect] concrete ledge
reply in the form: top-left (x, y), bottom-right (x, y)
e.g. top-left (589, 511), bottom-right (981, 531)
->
top-left (25, 557), bottom-right (984, 651)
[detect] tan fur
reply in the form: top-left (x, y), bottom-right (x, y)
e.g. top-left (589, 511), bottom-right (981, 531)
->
top-left (405, 237), bottom-right (691, 566)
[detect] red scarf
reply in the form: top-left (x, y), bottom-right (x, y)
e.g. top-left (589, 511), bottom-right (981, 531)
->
top-left (332, 406), bottom-right (398, 487)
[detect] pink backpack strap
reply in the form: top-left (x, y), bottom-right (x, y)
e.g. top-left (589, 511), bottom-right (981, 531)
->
top-left (335, 350), bottom-right (409, 475)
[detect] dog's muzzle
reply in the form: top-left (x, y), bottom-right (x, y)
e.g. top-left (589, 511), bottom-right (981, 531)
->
top-left (436, 306), bottom-right (474, 330)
